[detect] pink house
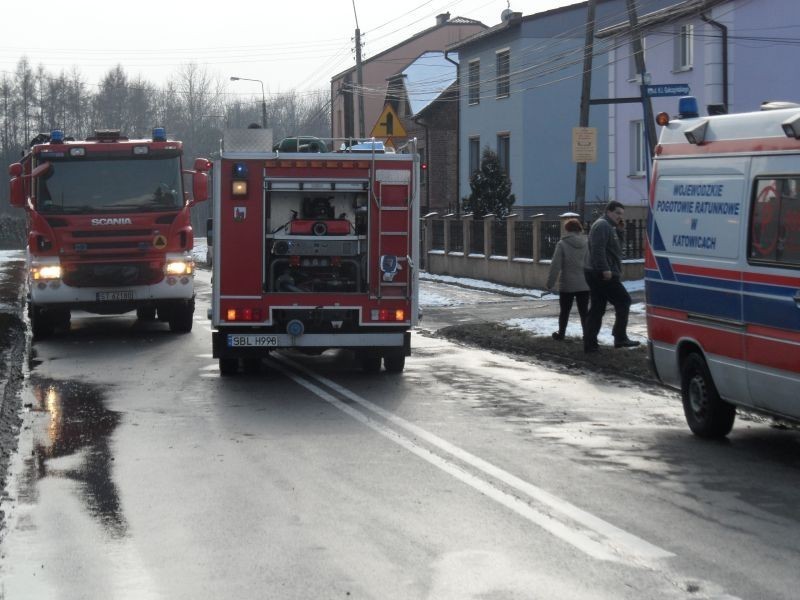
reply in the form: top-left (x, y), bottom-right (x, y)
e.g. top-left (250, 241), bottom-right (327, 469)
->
top-left (330, 13), bottom-right (486, 139)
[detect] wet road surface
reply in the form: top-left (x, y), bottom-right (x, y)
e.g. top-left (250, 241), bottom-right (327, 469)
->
top-left (1, 272), bottom-right (799, 599)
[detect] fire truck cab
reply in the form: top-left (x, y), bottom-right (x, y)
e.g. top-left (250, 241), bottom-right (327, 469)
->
top-left (8, 128), bottom-right (210, 338)
top-left (210, 130), bottom-right (419, 375)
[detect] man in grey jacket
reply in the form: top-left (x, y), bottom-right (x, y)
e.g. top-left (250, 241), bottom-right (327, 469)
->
top-left (583, 201), bottom-right (640, 353)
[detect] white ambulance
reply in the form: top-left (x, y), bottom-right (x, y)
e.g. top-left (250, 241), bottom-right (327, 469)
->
top-left (647, 97), bottom-right (800, 438)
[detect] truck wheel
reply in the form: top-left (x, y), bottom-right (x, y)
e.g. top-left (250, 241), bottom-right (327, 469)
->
top-left (360, 353), bottom-right (382, 373)
top-left (219, 358), bottom-right (238, 376)
top-left (681, 352), bottom-right (736, 438)
top-left (30, 306), bottom-right (54, 340)
top-left (137, 306), bottom-right (156, 320)
top-left (383, 349), bottom-right (405, 373)
top-left (169, 301), bottom-right (194, 333)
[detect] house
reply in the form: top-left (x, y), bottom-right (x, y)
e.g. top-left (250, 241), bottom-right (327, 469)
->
top-left (330, 13), bottom-right (485, 140)
top-left (597, 0), bottom-right (800, 218)
top-left (383, 51), bottom-right (460, 214)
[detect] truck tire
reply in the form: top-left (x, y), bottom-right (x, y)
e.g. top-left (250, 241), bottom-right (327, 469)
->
top-left (30, 306), bottom-right (54, 340)
top-left (681, 352), bottom-right (736, 438)
top-left (137, 306), bottom-right (156, 320)
top-left (360, 352), bottom-right (382, 373)
top-left (219, 358), bottom-right (238, 376)
top-left (383, 349), bottom-right (405, 373)
top-left (169, 300), bottom-right (194, 333)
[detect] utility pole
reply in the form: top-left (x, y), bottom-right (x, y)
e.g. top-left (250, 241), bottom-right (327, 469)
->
top-left (353, 0), bottom-right (365, 139)
top-left (626, 0), bottom-right (657, 158)
top-left (574, 0), bottom-right (596, 222)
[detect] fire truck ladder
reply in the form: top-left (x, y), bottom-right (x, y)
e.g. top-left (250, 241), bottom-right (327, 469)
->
top-left (374, 174), bottom-right (412, 300)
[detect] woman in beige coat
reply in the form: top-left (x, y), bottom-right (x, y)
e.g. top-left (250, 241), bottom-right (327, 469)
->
top-left (546, 218), bottom-right (590, 340)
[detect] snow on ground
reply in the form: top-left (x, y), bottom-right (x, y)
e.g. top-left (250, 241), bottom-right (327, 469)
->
top-left (192, 238), bottom-right (646, 342)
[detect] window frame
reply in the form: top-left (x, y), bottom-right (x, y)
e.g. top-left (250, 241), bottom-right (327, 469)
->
top-left (468, 60), bottom-right (480, 105)
top-left (468, 137), bottom-right (480, 175)
top-left (674, 23), bottom-right (694, 71)
top-left (496, 49), bottom-right (511, 99)
top-left (630, 120), bottom-right (646, 177)
top-left (748, 176), bottom-right (800, 269)
top-left (497, 133), bottom-right (510, 176)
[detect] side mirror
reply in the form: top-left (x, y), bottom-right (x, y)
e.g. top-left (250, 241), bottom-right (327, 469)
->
top-left (8, 161), bottom-right (51, 209)
top-left (192, 171), bottom-right (208, 203)
top-left (194, 157), bottom-right (212, 172)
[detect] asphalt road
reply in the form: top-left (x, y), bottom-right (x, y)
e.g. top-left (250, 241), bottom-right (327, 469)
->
top-left (0, 266), bottom-right (799, 599)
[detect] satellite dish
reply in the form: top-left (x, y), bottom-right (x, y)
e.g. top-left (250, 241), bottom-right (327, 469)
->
top-left (501, 8), bottom-right (514, 22)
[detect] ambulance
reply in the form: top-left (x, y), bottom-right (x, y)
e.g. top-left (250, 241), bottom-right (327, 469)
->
top-left (647, 97), bottom-right (800, 437)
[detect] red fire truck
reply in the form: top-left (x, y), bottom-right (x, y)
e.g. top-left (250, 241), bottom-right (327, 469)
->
top-left (8, 128), bottom-right (211, 338)
top-left (210, 132), bottom-right (419, 375)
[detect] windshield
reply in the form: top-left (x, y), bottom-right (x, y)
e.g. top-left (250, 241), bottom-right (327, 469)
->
top-left (36, 155), bottom-right (183, 214)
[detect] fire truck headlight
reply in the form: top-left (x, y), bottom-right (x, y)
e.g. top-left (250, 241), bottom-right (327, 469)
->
top-left (232, 181), bottom-right (248, 196)
top-left (166, 260), bottom-right (193, 276)
top-left (32, 265), bottom-right (62, 280)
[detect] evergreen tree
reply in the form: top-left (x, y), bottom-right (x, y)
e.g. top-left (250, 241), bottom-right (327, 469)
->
top-left (462, 147), bottom-right (515, 218)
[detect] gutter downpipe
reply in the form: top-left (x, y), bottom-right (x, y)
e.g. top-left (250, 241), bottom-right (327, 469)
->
top-left (445, 49), bottom-right (460, 214)
top-left (701, 13), bottom-right (729, 112)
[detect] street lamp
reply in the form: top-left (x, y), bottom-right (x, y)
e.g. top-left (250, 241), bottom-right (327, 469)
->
top-left (230, 76), bottom-right (267, 129)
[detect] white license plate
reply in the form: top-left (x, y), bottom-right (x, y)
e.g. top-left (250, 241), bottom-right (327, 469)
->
top-left (97, 290), bottom-right (134, 301)
top-left (227, 334), bottom-right (278, 348)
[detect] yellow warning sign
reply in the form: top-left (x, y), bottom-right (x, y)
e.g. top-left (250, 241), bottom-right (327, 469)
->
top-left (153, 235), bottom-right (167, 249)
top-left (370, 104), bottom-right (406, 139)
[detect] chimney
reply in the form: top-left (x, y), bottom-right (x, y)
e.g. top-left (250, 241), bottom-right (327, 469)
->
top-left (436, 12), bottom-right (450, 25)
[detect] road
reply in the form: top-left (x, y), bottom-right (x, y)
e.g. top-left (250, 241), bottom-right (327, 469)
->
top-left (1, 269), bottom-right (799, 599)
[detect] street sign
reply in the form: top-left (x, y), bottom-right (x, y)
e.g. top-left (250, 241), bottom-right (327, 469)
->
top-left (572, 127), bottom-right (597, 163)
top-left (644, 84), bottom-right (690, 97)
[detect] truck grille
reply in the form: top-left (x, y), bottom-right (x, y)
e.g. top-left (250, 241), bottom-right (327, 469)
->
top-left (63, 262), bottom-right (163, 287)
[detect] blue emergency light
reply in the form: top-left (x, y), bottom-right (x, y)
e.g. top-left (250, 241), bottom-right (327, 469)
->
top-left (678, 96), bottom-right (699, 119)
top-left (232, 162), bottom-right (248, 178)
top-left (152, 127), bottom-right (167, 142)
top-left (50, 130), bottom-right (64, 144)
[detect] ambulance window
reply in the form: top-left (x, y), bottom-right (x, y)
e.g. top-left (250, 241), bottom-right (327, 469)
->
top-left (749, 177), bottom-right (800, 267)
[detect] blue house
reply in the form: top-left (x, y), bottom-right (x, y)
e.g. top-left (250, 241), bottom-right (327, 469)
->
top-left (448, 0), bottom-right (683, 218)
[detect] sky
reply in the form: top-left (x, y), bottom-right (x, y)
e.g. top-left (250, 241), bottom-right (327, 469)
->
top-left (1, 0), bottom-right (578, 99)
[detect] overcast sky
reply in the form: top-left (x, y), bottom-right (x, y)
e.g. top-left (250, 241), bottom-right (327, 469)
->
top-left (1, 0), bottom-right (577, 98)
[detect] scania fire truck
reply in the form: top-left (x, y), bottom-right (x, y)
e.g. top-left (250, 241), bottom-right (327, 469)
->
top-left (210, 131), bottom-right (419, 375)
top-left (8, 128), bottom-right (211, 338)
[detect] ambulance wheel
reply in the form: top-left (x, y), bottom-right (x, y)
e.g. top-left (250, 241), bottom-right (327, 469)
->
top-left (137, 306), bottom-right (156, 320)
top-left (360, 353), bottom-right (382, 373)
top-left (219, 358), bottom-right (238, 376)
top-left (30, 306), bottom-right (54, 340)
top-left (681, 352), bottom-right (735, 438)
top-left (383, 349), bottom-right (405, 373)
top-left (169, 301), bottom-right (194, 333)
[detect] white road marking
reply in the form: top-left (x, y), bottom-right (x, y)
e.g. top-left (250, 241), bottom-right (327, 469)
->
top-left (270, 353), bottom-right (674, 566)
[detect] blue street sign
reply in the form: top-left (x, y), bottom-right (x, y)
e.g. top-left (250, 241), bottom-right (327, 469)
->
top-left (644, 84), bottom-right (691, 97)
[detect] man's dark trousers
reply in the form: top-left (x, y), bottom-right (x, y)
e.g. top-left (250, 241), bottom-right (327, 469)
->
top-left (583, 270), bottom-right (632, 349)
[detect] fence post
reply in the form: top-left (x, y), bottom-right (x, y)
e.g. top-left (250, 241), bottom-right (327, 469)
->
top-left (506, 213), bottom-right (517, 260)
top-left (531, 213), bottom-right (544, 262)
top-left (443, 213), bottom-right (453, 254)
top-left (483, 213), bottom-right (494, 257)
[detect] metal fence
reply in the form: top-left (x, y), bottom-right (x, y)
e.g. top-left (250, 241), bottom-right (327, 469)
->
top-left (492, 220), bottom-right (507, 256)
top-left (514, 221), bottom-right (533, 259)
top-left (431, 219), bottom-right (445, 251)
top-left (540, 220), bottom-right (562, 259)
top-left (449, 219), bottom-right (463, 253)
top-left (470, 220), bottom-right (484, 254)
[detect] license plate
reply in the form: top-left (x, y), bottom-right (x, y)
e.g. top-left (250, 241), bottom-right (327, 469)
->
top-left (97, 290), bottom-right (134, 301)
top-left (227, 334), bottom-right (278, 348)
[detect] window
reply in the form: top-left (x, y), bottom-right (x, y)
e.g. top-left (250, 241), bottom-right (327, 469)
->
top-left (468, 60), bottom-right (480, 105)
top-left (630, 121), bottom-right (646, 176)
top-left (628, 40), bottom-right (647, 81)
top-left (675, 24), bottom-right (693, 70)
top-left (497, 133), bottom-right (510, 175)
top-left (750, 177), bottom-right (800, 267)
top-left (469, 137), bottom-right (480, 175)
top-left (496, 50), bottom-right (510, 98)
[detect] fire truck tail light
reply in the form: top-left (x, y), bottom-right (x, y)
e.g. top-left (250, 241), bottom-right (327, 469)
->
top-left (232, 181), bottom-right (248, 195)
top-left (371, 309), bottom-right (406, 322)
top-left (225, 308), bottom-right (263, 322)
